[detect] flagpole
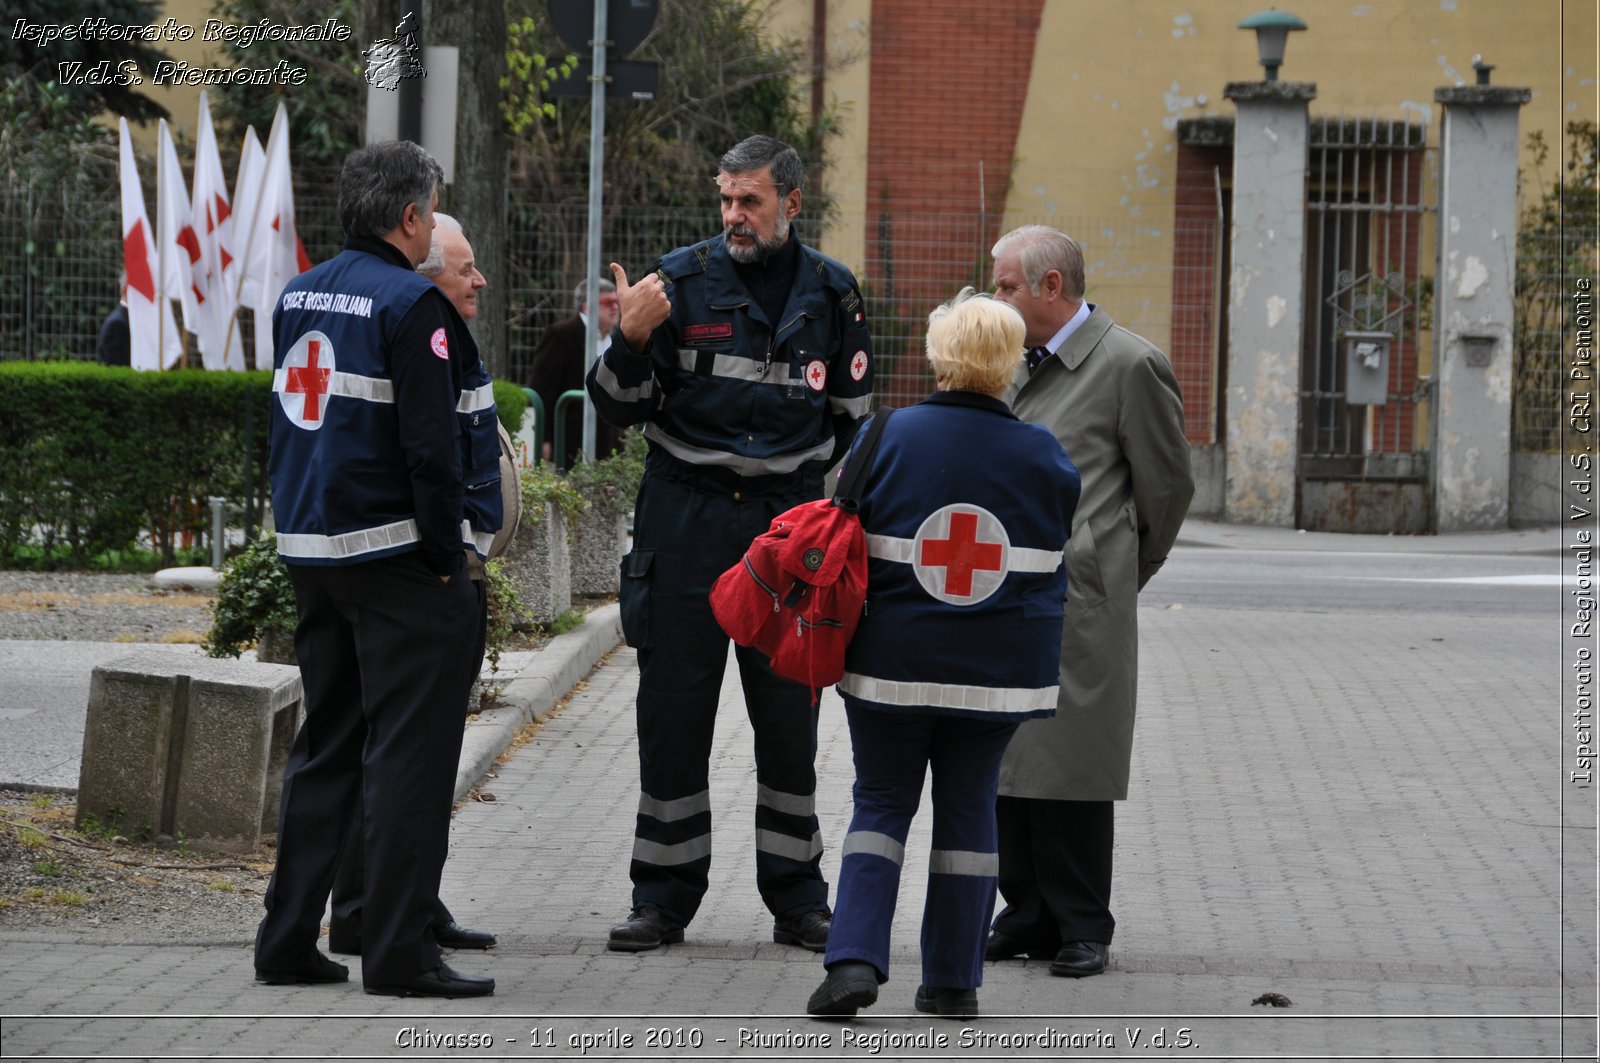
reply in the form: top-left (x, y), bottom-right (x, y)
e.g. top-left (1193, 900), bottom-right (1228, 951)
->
top-left (155, 124), bottom-right (168, 371)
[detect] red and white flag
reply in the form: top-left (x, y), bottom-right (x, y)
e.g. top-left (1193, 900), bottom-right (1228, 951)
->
top-left (117, 118), bottom-right (181, 371)
top-left (191, 92), bottom-right (244, 371)
top-left (240, 103), bottom-right (311, 367)
top-left (156, 119), bottom-right (204, 355)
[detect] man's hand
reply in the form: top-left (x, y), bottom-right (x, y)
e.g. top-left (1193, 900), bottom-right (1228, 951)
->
top-left (611, 261), bottom-right (671, 353)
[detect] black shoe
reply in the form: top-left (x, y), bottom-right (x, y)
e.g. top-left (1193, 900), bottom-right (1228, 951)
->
top-left (914, 984), bottom-right (978, 1020)
top-left (255, 952), bottom-right (348, 986)
top-left (607, 906), bottom-right (684, 952)
top-left (984, 928), bottom-right (1048, 961)
top-left (1050, 941), bottom-right (1109, 978)
top-left (364, 960), bottom-right (495, 998)
top-left (806, 961), bottom-right (878, 1018)
top-left (436, 921), bottom-right (497, 950)
top-left (773, 909), bottom-right (831, 952)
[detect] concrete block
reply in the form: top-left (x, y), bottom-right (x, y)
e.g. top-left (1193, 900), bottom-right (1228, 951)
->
top-left (77, 654), bottom-right (302, 853)
top-left (569, 510), bottom-right (627, 598)
top-left (500, 501), bottom-right (572, 625)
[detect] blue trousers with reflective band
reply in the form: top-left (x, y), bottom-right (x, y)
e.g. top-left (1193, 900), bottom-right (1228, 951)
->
top-left (621, 472), bottom-right (829, 926)
top-left (824, 703), bottom-right (1020, 989)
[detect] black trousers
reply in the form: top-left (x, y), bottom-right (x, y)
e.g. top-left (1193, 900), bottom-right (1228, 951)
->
top-left (991, 796), bottom-right (1116, 949)
top-left (620, 472), bottom-right (829, 927)
top-left (254, 552), bottom-right (478, 985)
top-left (327, 571), bottom-right (487, 944)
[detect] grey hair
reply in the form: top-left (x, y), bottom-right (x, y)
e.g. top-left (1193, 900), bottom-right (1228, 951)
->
top-left (416, 212), bottom-right (462, 277)
top-left (338, 140), bottom-right (443, 241)
top-left (718, 135), bottom-right (804, 199)
top-left (573, 277), bottom-right (617, 311)
top-left (991, 225), bottom-right (1086, 300)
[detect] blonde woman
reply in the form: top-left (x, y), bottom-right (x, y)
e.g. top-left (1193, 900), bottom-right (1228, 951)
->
top-left (806, 290), bottom-right (1080, 1020)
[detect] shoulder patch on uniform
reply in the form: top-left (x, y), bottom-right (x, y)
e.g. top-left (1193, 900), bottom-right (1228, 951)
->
top-left (841, 289), bottom-right (861, 313)
top-left (430, 327), bottom-right (449, 359)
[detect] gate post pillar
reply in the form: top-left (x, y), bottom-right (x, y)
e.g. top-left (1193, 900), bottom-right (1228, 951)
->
top-left (1224, 80), bottom-right (1315, 527)
top-left (1433, 82), bottom-right (1532, 531)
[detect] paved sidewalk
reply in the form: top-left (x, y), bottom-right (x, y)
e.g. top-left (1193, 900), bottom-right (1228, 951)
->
top-left (0, 522), bottom-right (1593, 1061)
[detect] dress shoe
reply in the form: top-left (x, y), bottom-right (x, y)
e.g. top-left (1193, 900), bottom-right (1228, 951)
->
top-left (914, 984), bottom-right (979, 1020)
top-left (1050, 940), bottom-right (1109, 978)
top-left (255, 952), bottom-right (348, 986)
top-left (805, 961), bottom-right (878, 1018)
top-left (435, 921), bottom-right (497, 950)
top-left (607, 906), bottom-right (684, 952)
top-left (365, 960), bottom-right (495, 998)
top-left (984, 928), bottom-right (1047, 961)
top-left (773, 908), bottom-right (831, 952)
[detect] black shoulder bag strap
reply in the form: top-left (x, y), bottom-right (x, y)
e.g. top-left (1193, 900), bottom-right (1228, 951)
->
top-left (833, 406), bottom-right (894, 514)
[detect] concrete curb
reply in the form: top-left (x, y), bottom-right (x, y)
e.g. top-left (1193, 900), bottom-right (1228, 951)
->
top-left (452, 603), bottom-right (622, 803)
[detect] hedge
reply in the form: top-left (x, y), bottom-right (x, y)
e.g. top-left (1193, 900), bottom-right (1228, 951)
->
top-left (0, 363), bottom-right (530, 569)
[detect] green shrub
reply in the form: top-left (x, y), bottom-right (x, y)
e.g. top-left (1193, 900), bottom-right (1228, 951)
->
top-left (519, 463), bottom-right (588, 524)
top-left (0, 363), bottom-right (272, 568)
top-left (564, 429), bottom-right (644, 519)
top-left (204, 534), bottom-right (296, 659)
top-left (493, 379), bottom-right (528, 435)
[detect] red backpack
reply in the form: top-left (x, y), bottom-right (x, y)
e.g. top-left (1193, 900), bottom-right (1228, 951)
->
top-left (710, 408), bottom-right (894, 691)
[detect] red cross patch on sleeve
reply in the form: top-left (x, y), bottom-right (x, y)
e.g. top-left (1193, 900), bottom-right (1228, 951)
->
top-left (430, 327), bottom-right (449, 359)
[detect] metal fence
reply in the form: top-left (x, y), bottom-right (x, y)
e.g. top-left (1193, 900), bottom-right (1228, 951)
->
top-left (1514, 229), bottom-right (1590, 453)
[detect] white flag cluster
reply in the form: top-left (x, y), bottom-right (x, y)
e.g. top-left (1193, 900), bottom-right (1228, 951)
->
top-left (116, 95), bottom-right (309, 371)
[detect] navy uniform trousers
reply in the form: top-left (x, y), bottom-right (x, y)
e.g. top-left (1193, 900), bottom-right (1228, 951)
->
top-left (254, 553), bottom-right (479, 985)
top-left (621, 471), bottom-right (829, 927)
top-left (824, 705), bottom-right (1019, 990)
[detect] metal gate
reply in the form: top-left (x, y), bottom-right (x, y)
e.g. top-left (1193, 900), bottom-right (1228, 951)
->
top-left (1299, 116), bottom-right (1437, 532)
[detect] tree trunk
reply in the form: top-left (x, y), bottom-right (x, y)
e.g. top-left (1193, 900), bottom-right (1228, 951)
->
top-left (425, 0), bottom-right (510, 380)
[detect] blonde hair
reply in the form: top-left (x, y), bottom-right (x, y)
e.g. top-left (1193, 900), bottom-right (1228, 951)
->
top-left (925, 287), bottom-right (1026, 395)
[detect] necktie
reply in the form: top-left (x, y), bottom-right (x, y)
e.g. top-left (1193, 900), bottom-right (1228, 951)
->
top-left (1026, 345), bottom-right (1053, 373)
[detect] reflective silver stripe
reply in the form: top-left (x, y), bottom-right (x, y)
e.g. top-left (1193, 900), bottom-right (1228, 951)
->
top-left (838, 672), bottom-right (1059, 714)
top-left (593, 357), bottom-right (655, 403)
top-left (756, 784), bottom-right (815, 818)
top-left (929, 848), bottom-right (999, 877)
top-left (460, 520), bottom-right (494, 556)
top-left (865, 534), bottom-right (1061, 574)
top-left (457, 382), bottom-right (495, 413)
top-left (676, 347), bottom-right (798, 385)
top-left (842, 830), bottom-right (905, 866)
top-left (829, 393), bottom-right (874, 418)
top-left (277, 519), bottom-right (419, 559)
top-left (632, 833), bottom-right (712, 866)
top-left (638, 789), bottom-right (712, 823)
top-left (643, 423), bottom-right (835, 478)
top-left (271, 369), bottom-right (395, 404)
top-left (756, 828), bottom-right (823, 863)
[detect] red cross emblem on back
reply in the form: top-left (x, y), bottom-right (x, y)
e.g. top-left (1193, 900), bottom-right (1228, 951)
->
top-left (278, 330), bottom-right (335, 430)
top-left (912, 503), bottom-right (1010, 605)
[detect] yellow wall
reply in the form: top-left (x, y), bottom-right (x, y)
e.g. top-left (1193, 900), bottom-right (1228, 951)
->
top-left (117, 0), bottom-right (230, 150)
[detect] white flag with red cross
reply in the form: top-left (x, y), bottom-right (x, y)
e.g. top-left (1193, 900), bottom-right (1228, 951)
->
top-left (117, 118), bottom-right (182, 371)
top-left (241, 103), bottom-right (311, 368)
top-left (156, 119), bottom-right (205, 354)
top-left (192, 92), bottom-right (245, 371)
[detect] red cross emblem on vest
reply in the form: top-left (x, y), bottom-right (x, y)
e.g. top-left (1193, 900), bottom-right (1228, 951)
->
top-left (912, 503), bottom-right (1010, 605)
top-left (805, 359), bottom-right (827, 391)
top-left (279, 330), bottom-right (335, 430)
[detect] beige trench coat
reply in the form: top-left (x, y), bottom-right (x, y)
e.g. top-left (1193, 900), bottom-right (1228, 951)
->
top-left (997, 306), bottom-right (1194, 801)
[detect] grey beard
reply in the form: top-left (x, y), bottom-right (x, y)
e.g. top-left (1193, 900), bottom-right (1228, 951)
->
top-left (724, 216), bottom-right (790, 263)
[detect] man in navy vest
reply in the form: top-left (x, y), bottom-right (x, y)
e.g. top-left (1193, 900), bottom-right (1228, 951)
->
top-left (253, 141), bottom-right (495, 999)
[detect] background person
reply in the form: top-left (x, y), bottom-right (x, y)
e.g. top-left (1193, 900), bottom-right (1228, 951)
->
top-left (987, 224), bottom-right (1194, 980)
top-left (805, 290), bottom-right (1079, 1021)
top-left (528, 278), bottom-right (623, 467)
top-left (586, 134), bottom-right (874, 954)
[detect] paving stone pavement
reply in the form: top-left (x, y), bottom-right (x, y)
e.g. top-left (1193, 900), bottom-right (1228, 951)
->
top-left (0, 527), bottom-right (1594, 1061)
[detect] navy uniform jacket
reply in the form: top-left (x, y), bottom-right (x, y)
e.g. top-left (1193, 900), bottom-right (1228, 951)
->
top-left (585, 232), bottom-right (875, 498)
top-left (838, 391), bottom-right (1081, 721)
top-left (269, 236), bottom-right (499, 575)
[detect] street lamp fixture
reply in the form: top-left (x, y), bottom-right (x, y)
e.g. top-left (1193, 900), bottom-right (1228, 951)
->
top-left (1238, 8), bottom-right (1308, 81)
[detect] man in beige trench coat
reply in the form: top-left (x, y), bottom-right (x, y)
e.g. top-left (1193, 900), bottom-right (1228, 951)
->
top-left (987, 225), bottom-right (1194, 978)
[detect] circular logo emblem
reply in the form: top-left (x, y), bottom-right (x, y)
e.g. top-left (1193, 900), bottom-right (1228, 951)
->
top-left (802, 547), bottom-right (825, 572)
top-left (804, 359), bottom-right (827, 391)
top-left (849, 350), bottom-right (869, 382)
top-left (277, 330), bottom-right (335, 431)
top-left (430, 327), bottom-right (449, 359)
top-left (911, 504), bottom-right (1011, 606)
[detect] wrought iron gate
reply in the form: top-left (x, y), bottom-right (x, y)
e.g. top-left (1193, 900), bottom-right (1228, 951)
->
top-left (1299, 117), bottom-right (1437, 531)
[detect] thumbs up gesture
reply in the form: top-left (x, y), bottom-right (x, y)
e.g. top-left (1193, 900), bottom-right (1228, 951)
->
top-left (612, 261), bottom-right (672, 353)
